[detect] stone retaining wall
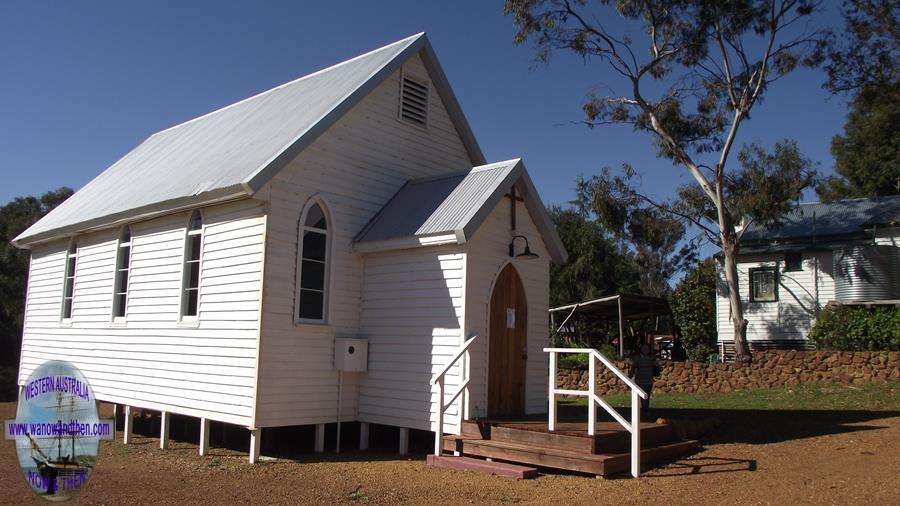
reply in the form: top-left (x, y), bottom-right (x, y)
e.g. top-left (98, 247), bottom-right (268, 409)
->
top-left (555, 350), bottom-right (899, 395)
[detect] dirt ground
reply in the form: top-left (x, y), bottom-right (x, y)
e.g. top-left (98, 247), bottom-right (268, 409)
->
top-left (1, 401), bottom-right (898, 505)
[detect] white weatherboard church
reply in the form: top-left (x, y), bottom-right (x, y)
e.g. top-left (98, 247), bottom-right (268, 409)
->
top-left (13, 33), bottom-right (568, 461)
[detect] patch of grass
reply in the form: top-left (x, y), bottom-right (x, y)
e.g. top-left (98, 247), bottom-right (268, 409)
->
top-left (348, 486), bottom-right (368, 502)
top-left (559, 381), bottom-right (900, 411)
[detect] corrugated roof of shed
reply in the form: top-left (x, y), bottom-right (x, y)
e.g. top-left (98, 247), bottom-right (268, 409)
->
top-left (741, 195), bottom-right (900, 242)
top-left (14, 32), bottom-right (485, 247)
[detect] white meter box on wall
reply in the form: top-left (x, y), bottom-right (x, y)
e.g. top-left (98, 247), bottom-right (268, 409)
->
top-left (334, 338), bottom-right (368, 372)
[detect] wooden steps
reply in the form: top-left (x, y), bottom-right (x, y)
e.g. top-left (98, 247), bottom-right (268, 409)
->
top-left (489, 421), bottom-right (676, 454)
top-left (426, 455), bottom-right (538, 479)
top-left (439, 419), bottom-right (700, 477)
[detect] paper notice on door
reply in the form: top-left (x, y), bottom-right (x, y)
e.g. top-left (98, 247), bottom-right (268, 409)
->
top-left (506, 308), bottom-right (516, 329)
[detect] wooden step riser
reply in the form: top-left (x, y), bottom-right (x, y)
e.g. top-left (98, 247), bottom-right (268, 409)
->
top-left (599, 440), bottom-right (701, 476)
top-left (443, 438), bottom-right (701, 477)
top-left (489, 426), bottom-right (594, 453)
top-left (426, 455), bottom-right (538, 479)
top-left (489, 424), bottom-right (677, 454)
top-left (443, 438), bottom-right (605, 475)
top-left (592, 425), bottom-right (677, 453)
top-left (461, 421), bottom-right (489, 439)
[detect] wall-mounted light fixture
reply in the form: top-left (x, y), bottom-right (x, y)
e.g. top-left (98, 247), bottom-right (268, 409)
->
top-left (509, 235), bottom-right (539, 259)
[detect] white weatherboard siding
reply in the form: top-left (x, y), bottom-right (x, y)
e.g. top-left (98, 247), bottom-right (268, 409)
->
top-left (464, 196), bottom-right (551, 418)
top-left (253, 54), bottom-right (473, 428)
top-left (716, 251), bottom-right (835, 343)
top-left (357, 247), bottom-right (466, 433)
top-left (18, 200), bottom-right (265, 427)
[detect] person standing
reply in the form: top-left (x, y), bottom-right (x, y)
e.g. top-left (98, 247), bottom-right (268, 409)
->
top-left (631, 342), bottom-right (656, 419)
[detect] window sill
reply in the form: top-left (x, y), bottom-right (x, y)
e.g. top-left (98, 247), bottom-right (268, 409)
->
top-left (59, 319), bottom-right (73, 328)
top-left (110, 318), bottom-right (127, 328)
top-left (177, 318), bottom-right (200, 329)
top-left (294, 319), bottom-right (331, 330)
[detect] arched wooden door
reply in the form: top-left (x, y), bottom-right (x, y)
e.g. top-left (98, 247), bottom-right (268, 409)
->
top-left (488, 263), bottom-right (527, 418)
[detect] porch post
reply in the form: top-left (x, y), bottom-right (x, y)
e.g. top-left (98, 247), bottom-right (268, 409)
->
top-left (435, 377), bottom-right (444, 456)
top-left (588, 354), bottom-right (596, 436)
top-left (548, 351), bottom-right (557, 432)
top-left (631, 389), bottom-right (641, 478)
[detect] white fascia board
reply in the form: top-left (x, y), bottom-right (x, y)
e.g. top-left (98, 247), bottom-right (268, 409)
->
top-left (352, 233), bottom-right (460, 254)
top-left (12, 186), bottom-right (250, 249)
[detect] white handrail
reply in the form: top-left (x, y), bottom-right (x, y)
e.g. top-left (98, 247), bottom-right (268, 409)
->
top-left (544, 348), bottom-right (648, 398)
top-left (544, 347), bottom-right (648, 478)
top-left (431, 333), bottom-right (478, 456)
top-left (431, 334), bottom-right (477, 385)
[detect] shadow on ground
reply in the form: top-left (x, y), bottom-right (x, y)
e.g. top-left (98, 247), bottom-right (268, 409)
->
top-left (93, 399), bottom-right (900, 469)
top-left (553, 403), bottom-right (900, 445)
top-left (109, 405), bottom-right (438, 463)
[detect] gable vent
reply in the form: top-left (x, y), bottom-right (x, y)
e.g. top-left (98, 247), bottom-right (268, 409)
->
top-left (400, 75), bottom-right (429, 127)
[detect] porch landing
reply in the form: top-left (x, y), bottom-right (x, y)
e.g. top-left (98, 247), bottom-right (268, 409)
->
top-left (441, 419), bottom-right (699, 477)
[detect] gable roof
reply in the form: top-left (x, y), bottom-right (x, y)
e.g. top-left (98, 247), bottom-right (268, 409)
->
top-left (13, 33), bottom-right (484, 248)
top-left (741, 195), bottom-right (900, 245)
top-left (354, 158), bottom-right (568, 264)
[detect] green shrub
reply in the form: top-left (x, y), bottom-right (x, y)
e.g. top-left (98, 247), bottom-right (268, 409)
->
top-left (555, 343), bottom-right (618, 369)
top-left (671, 259), bottom-right (718, 361)
top-left (557, 353), bottom-right (589, 369)
top-left (808, 305), bottom-right (900, 351)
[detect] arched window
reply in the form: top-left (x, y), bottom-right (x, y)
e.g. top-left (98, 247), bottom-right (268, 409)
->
top-left (296, 201), bottom-right (330, 322)
top-left (62, 240), bottom-right (78, 320)
top-left (112, 226), bottom-right (133, 318)
top-left (181, 211), bottom-right (203, 319)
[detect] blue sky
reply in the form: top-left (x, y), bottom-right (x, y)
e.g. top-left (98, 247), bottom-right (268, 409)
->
top-left (0, 1), bottom-right (847, 211)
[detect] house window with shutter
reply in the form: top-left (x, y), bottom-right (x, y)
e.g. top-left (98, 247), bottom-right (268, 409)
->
top-left (61, 240), bottom-right (78, 320)
top-left (295, 200), bottom-right (330, 323)
top-left (112, 226), bottom-right (133, 319)
top-left (399, 74), bottom-right (429, 127)
top-left (181, 211), bottom-right (203, 319)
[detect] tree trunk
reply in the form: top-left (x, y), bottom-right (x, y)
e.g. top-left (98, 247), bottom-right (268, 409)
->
top-left (722, 242), bottom-right (751, 362)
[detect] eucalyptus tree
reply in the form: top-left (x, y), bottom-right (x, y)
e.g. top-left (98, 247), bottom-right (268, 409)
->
top-left (504, 0), bottom-right (825, 361)
top-left (817, 0), bottom-right (899, 200)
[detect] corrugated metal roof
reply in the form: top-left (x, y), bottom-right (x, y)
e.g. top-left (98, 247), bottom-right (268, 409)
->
top-left (741, 195), bottom-right (900, 242)
top-left (354, 158), bottom-right (568, 264)
top-left (355, 160), bottom-right (518, 242)
top-left (14, 33), bottom-right (485, 247)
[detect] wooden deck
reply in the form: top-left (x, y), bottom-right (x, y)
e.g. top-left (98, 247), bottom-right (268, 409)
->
top-left (441, 419), bottom-right (699, 477)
